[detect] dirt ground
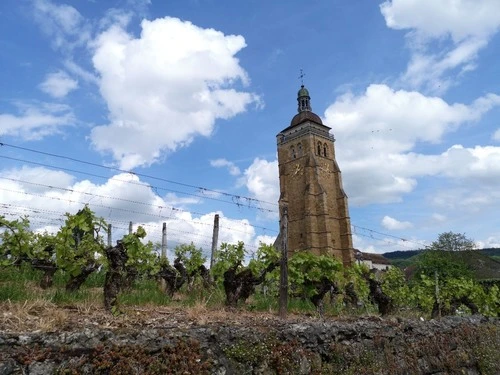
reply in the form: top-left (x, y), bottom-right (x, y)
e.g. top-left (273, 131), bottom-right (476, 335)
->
top-left (0, 300), bottom-right (335, 333)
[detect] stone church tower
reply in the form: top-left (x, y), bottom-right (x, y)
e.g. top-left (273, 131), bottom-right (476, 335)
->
top-left (276, 85), bottom-right (355, 266)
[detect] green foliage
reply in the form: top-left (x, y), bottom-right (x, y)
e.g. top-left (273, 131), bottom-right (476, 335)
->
top-left (415, 250), bottom-right (473, 281)
top-left (428, 231), bottom-right (476, 252)
top-left (410, 275), bottom-right (436, 312)
top-left (122, 226), bottom-right (158, 276)
top-left (0, 215), bottom-right (33, 265)
top-left (288, 251), bottom-right (342, 298)
top-left (483, 285), bottom-right (500, 317)
top-left (248, 242), bottom-right (280, 274)
top-left (55, 206), bottom-right (107, 277)
top-left (31, 231), bottom-right (57, 260)
top-left (381, 267), bottom-right (412, 308)
top-left (342, 264), bottom-right (370, 303)
top-left (211, 241), bottom-right (246, 281)
top-left (410, 273), bottom-right (500, 316)
top-left (174, 242), bottom-right (206, 275)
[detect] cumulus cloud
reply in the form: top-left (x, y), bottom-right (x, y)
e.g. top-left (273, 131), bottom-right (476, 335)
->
top-left (324, 84), bottom-right (500, 205)
top-left (240, 158), bottom-right (279, 216)
top-left (380, 0), bottom-right (500, 92)
top-left (0, 167), bottom-right (264, 257)
top-left (0, 102), bottom-right (75, 140)
top-left (351, 233), bottom-right (418, 254)
top-left (381, 216), bottom-right (413, 230)
top-left (39, 70), bottom-right (78, 98)
top-left (210, 158), bottom-right (241, 176)
top-left (239, 84), bottom-right (500, 221)
top-left (476, 236), bottom-right (500, 249)
top-left (89, 17), bottom-right (259, 169)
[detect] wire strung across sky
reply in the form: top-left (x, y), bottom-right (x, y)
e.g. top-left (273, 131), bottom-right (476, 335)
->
top-left (0, 202), bottom-right (262, 251)
top-left (0, 176), bottom-right (277, 234)
top-left (0, 141), bottom-right (427, 252)
top-left (0, 154), bottom-right (277, 214)
top-left (2, 199), bottom-right (426, 253)
top-left (0, 142), bottom-right (278, 211)
top-left (351, 224), bottom-right (428, 250)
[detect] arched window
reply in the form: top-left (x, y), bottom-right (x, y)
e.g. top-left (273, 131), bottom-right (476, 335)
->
top-left (291, 146), bottom-right (296, 159)
top-left (323, 143), bottom-right (328, 157)
top-left (297, 142), bottom-right (302, 156)
top-left (317, 142), bottom-right (321, 156)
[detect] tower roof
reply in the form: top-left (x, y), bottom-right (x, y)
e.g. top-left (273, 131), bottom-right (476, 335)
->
top-left (289, 84), bottom-right (324, 127)
top-left (298, 85), bottom-right (310, 97)
top-left (290, 111), bottom-right (323, 127)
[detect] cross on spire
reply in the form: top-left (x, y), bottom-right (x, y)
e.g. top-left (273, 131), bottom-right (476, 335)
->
top-left (298, 69), bottom-right (305, 86)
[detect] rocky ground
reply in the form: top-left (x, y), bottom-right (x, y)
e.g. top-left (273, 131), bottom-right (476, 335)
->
top-left (1, 302), bottom-right (499, 374)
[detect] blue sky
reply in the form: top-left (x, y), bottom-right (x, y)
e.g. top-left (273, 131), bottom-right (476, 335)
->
top-left (1, 0), bottom-right (500, 257)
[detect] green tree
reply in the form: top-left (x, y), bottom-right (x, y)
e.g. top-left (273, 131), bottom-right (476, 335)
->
top-left (428, 231), bottom-right (476, 252)
top-left (415, 249), bottom-right (473, 281)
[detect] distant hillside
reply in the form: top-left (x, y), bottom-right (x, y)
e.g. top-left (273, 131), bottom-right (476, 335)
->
top-left (382, 249), bottom-right (500, 281)
top-left (453, 251), bottom-right (500, 280)
top-left (382, 250), bottom-right (422, 260)
top-left (383, 248), bottom-right (500, 260)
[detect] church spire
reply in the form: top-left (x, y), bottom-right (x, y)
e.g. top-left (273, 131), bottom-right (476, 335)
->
top-left (297, 85), bottom-right (312, 113)
top-left (297, 68), bottom-right (311, 112)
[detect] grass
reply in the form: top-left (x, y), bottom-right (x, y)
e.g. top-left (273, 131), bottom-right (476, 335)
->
top-left (120, 278), bottom-right (171, 306)
top-left (0, 265), bottom-right (384, 319)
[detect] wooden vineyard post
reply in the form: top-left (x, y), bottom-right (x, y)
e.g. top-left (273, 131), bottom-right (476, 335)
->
top-left (210, 214), bottom-right (219, 270)
top-left (161, 222), bottom-right (167, 259)
top-left (435, 270), bottom-right (441, 318)
top-left (279, 206), bottom-right (289, 319)
top-left (107, 224), bottom-right (112, 247)
top-left (159, 222), bottom-right (167, 293)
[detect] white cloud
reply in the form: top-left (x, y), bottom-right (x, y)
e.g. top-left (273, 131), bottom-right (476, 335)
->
top-left (89, 17), bottom-right (259, 169)
top-left (240, 158), bottom-right (279, 216)
top-left (380, 0), bottom-right (500, 92)
top-left (236, 85), bottom-right (500, 231)
top-left (162, 192), bottom-right (201, 207)
top-left (1, 166), bottom-right (75, 192)
top-left (351, 233), bottom-right (418, 254)
top-left (0, 167), bottom-right (263, 256)
top-left (39, 70), bottom-right (78, 98)
top-left (381, 215), bottom-right (413, 230)
top-left (380, 0), bottom-right (500, 41)
top-left (431, 213), bottom-right (447, 223)
top-left (33, 0), bottom-right (91, 51)
top-left (210, 158), bottom-right (241, 176)
top-left (63, 60), bottom-right (99, 84)
top-left (493, 128), bottom-right (500, 141)
top-left (254, 234), bottom-right (277, 248)
top-left (0, 102), bottom-right (75, 140)
top-left (431, 187), bottom-right (500, 212)
top-left (324, 84), bottom-right (500, 205)
top-left (476, 236), bottom-right (500, 249)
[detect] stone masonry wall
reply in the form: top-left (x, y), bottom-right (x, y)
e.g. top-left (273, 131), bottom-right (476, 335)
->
top-left (1, 315), bottom-right (499, 374)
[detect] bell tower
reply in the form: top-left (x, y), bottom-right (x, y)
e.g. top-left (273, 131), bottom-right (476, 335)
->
top-left (276, 85), bottom-right (354, 266)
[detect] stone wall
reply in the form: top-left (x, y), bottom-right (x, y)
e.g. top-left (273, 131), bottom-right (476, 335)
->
top-left (1, 315), bottom-right (499, 374)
